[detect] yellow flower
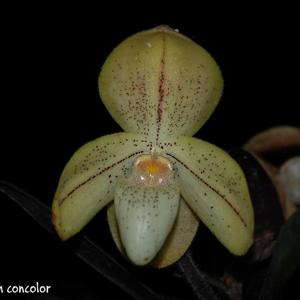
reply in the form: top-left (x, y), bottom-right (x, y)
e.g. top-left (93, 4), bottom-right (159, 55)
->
top-left (52, 26), bottom-right (254, 267)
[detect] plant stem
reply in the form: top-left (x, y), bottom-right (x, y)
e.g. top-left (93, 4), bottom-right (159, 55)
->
top-left (177, 250), bottom-right (220, 300)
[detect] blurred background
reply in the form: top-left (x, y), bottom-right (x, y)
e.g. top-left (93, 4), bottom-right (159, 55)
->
top-left (0, 4), bottom-right (298, 299)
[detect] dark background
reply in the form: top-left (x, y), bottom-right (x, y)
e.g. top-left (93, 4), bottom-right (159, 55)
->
top-left (0, 4), bottom-right (299, 299)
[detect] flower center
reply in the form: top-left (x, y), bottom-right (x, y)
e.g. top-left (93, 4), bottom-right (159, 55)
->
top-left (132, 154), bottom-right (173, 186)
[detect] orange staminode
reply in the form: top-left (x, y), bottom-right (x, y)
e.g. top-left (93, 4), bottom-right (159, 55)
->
top-left (133, 155), bottom-right (173, 185)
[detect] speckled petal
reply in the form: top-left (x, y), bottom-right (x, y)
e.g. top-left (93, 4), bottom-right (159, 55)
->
top-left (163, 136), bottom-right (254, 255)
top-left (114, 177), bottom-right (180, 265)
top-left (107, 197), bottom-right (199, 268)
top-left (99, 26), bottom-right (223, 142)
top-left (52, 133), bottom-right (151, 240)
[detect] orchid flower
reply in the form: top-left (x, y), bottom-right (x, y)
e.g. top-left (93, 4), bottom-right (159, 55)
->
top-left (52, 26), bottom-right (254, 267)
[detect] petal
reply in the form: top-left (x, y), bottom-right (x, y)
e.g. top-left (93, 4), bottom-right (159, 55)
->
top-left (114, 177), bottom-right (180, 265)
top-left (163, 136), bottom-right (254, 255)
top-left (99, 26), bottom-right (223, 142)
top-left (107, 197), bottom-right (199, 268)
top-left (52, 133), bottom-right (151, 240)
top-left (107, 203), bottom-right (124, 253)
top-left (151, 198), bottom-right (199, 268)
top-left (243, 126), bottom-right (300, 154)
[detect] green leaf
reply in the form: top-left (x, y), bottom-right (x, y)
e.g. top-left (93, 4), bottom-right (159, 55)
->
top-left (260, 210), bottom-right (300, 299)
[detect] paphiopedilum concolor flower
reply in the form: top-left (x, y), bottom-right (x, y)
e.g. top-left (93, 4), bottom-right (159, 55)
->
top-left (52, 26), bottom-right (254, 267)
